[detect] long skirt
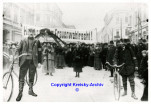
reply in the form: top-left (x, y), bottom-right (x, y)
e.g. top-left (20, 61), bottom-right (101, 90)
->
top-left (94, 56), bottom-right (102, 70)
top-left (56, 54), bottom-right (64, 68)
top-left (88, 55), bottom-right (94, 67)
top-left (73, 67), bottom-right (82, 72)
top-left (42, 59), bottom-right (55, 73)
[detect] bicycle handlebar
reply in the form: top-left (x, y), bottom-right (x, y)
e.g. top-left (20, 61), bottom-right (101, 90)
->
top-left (3, 52), bottom-right (29, 61)
top-left (106, 62), bottom-right (125, 68)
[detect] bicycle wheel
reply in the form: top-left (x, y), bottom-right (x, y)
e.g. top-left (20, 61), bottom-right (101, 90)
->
top-left (26, 70), bottom-right (38, 86)
top-left (3, 72), bottom-right (14, 102)
top-left (114, 72), bottom-right (121, 100)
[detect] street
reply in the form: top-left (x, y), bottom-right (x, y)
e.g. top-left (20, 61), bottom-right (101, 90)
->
top-left (4, 66), bottom-right (144, 102)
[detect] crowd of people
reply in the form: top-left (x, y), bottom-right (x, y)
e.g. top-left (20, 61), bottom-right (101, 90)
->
top-left (3, 37), bottom-right (148, 101)
top-left (40, 38), bottom-right (148, 101)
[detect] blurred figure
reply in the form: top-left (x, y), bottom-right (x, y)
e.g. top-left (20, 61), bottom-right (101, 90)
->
top-left (101, 43), bottom-right (108, 70)
top-left (65, 44), bottom-right (73, 67)
top-left (9, 43), bottom-right (17, 56)
top-left (94, 44), bottom-right (102, 70)
top-left (55, 46), bottom-right (64, 69)
top-left (106, 41), bottom-right (116, 77)
top-left (140, 50), bottom-right (148, 101)
top-left (88, 44), bottom-right (95, 67)
top-left (136, 39), bottom-right (146, 77)
top-left (73, 43), bottom-right (83, 78)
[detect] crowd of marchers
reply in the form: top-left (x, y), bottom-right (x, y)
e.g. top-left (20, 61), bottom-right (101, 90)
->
top-left (3, 38), bottom-right (148, 101)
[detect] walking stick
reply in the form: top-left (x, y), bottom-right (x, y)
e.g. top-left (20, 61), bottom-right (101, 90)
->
top-left (46, 49), bottom-right (48, 72)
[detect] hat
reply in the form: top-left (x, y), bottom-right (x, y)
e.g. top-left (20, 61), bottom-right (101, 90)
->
top-left (123, 39), bottom-right (130, 43)
top-left (110, 41), bottom-right (114, 44)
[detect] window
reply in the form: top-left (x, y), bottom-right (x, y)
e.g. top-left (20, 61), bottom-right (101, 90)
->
top-left (143, 31), bottom-right (146, 35)
top-left (73, 33), bottom-right (75, 39)
top-left (129, 16), bottom-right (132, 25)
top-left (81, 34), bottom-right (83, 40)
top-left (116, 30), bottom-right (119, 37)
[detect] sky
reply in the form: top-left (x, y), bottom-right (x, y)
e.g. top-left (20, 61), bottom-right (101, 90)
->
top-left (57, 2), bottom-right (139, 31)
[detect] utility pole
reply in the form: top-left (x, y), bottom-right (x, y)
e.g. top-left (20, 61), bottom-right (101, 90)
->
top-left (120, 18), bottom-right (122, 39)
top-left (137, 11), bottom-right (139, 42)
top-left (138, 12), bottom-right (142, 39)
top-left (112, 28), bottom-right (113, 41)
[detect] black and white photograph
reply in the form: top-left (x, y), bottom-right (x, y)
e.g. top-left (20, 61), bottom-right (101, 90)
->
top-left (2, 0), bottom-right (149, 102)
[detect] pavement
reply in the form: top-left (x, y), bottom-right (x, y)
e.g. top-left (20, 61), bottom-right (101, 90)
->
top-left (3, 66), bottom-right (145, 102)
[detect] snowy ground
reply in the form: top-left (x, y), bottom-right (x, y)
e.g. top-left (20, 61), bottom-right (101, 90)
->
top-left (3, 65), bottom-right (144, 102)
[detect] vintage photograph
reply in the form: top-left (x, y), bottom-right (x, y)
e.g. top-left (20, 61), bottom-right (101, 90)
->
top-left (2, 1), bottom-right (148, 102)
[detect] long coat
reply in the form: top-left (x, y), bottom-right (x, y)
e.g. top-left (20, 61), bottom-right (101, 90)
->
top-left (137, 43), bottom-right (146, 67)
top-left (101, 47), bottom-right (108, 65)
top-left (106, 45), bottom-right (116, 65)
top-left (55, 46), bottom-right (65, 68)
top-left (94, 48), bottom-right (102, 70)
top-left (73, 47), bottom-right (83, 72)
top-left (17, 38), bottom-right (42, 67)
top-left (42, 47), bottom-right (55, 73)
top-left (114, 45), bottom-right (138, 76)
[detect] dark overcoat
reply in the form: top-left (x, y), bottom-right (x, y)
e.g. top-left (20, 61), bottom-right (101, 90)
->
top-left (73, 47), bottom-right (83, 72)
top-left (114, 45), bottom-right (138, 76)
top-left (106, 45), bottom-right (116, 65)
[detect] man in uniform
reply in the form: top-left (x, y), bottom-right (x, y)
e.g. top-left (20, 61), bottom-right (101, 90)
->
top-left (16, 29), bottom-right (42, 101)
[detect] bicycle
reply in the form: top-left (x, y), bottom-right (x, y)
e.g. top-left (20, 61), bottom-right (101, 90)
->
top-left (106, 62), bottom-right (125, 101)
top-left (3, 52), bottom-right (38, 102)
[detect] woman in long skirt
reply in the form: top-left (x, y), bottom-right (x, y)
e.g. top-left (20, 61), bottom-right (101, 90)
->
top-left (73, 44), bottom-right (83, 78)
top-left (42, 43), bottom-right (55, 76)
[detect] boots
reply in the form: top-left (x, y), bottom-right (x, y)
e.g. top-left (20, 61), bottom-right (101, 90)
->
top-left (131, 92), bottom-right (138, 100)
top-left (16, 82), bottom-right (24, 101)
top-left (50, 73), bottom-right (53, 76)
top-left (75, 72), bottom-right (78, 77)
top-left (122, 90), bottom-right (127, 96)
top-left (28, 83), bottom-right (37, 97)
top-left (78, 72), bottom-right (80, 78)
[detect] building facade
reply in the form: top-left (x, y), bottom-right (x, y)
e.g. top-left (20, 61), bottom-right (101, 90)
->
top-left (34, 3), bottom-right (65, 28)
top-left (3, 3), bottom-right (34, 43)
top-left (3, 3), bottom-right (67, 43)
top-left (130, 3), bottom-right (148, 44)
top-left (98, 3), bottom-right (148, 44)
top-left (99, 9), bottom-right (134, 43)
